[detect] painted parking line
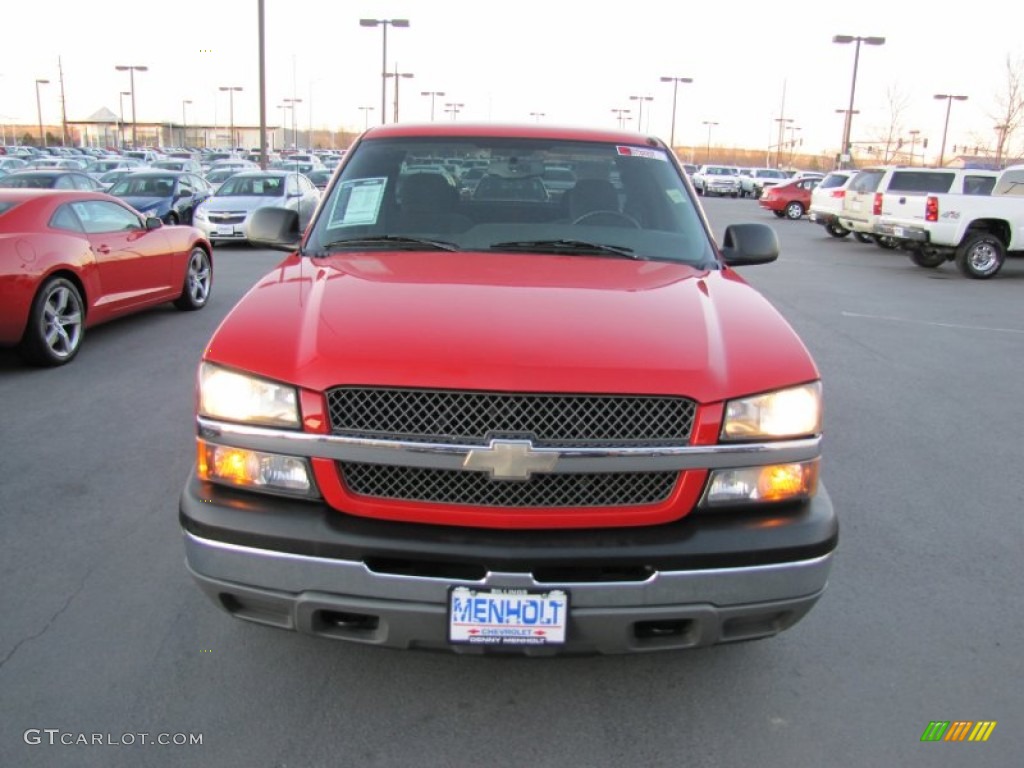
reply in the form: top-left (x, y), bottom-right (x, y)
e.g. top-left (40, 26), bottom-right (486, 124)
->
top-left (841, 311), bottom-right (1024, 335)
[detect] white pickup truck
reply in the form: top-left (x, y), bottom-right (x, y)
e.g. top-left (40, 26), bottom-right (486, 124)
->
top-left (874, 165), bottom-right (1024, 278)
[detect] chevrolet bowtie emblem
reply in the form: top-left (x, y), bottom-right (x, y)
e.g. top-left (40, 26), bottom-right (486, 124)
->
top-left (462, 440), bottom-right (559, 480)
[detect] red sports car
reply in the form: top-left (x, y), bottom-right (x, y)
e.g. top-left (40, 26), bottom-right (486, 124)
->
top-left (758, 177), bottom-right (821, 220)
top-left (0, 189), bottom-right (212, 366)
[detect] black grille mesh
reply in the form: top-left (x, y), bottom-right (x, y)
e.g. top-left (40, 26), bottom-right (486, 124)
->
top-left (326, 388), bottom-right (695, 447)
top-left (340, 463), bottom-right (678, 508)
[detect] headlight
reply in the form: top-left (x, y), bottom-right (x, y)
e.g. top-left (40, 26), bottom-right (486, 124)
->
top-left (722, 382), bottom-right (821, 440)
top-left (198, 362), bottom-right (299, 427)
top-left (195, 207), bottom-right (208, 221)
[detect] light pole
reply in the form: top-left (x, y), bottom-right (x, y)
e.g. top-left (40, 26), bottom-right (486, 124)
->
top-left (529, 112), bottom-right (545, 123)
top-left (629, 95), bottom-right (653, 133)
top-left (118, 91), bottom-right (131, 149)
top-left (35, 78), bottom-right (49, 147)
top-left (181, 99), bottom-right (192, 147)
top-left (444, 102), bottom-right (464, 120)
top-left (786, 125), bottom-right (802, 165)
top-left (358, 106), bottom-right (374, 130)
top-left (907, 129), bottom-right (920, 166)
top-left (703, 120), bottom-right (719, 163)
top-left (995, 123), bottom-right (1008, 169)
top-left (934, 93), bottom-right (968, 167)
top-left (284, 97), bottom-right (302, 149)
top-left (832, 35), bottom-right (884, 168)
top-left (659, 76), bottom-right (693, 149)
top-left (277, 104), bottom-right (288, 150)
top-left (421, 91), bottom-right (445, 121)
top-left (219, 86), bottom-right (242, 150)
top-left (611, 108), bottom-right (631, 129)
top-left (359, 18), bottom-right (410, 125)
top-left (115, 65), bottom-right (148, 148)
top-left (773, 117), bottom-right (793, 168)
top-left (384, 66), bottom-right (413, 123)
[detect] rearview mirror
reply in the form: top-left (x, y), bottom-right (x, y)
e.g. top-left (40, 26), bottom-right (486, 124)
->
top-left (145, 216), bottom-right (163, 230)
top-left (249, 207), bottom-right (301, 252)
top-left (719, 223), bottom-right (779, 266)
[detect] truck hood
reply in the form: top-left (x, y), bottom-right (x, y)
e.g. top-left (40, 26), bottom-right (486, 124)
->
top-left (205, 251), bottom-right (818, 403)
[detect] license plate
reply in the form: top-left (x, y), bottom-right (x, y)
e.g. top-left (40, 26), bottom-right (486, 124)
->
top-left (448, 587), bottom-right (569, 647)
top-left (216, 225), bottom-right (234, 235)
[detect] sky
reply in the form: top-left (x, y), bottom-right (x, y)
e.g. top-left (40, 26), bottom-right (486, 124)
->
top-left (2, 0), bottom-right (1022, 163)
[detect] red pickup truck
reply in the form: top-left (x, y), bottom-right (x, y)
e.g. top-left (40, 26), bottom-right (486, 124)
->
top-left (179, 123), bottom-right (836, 654)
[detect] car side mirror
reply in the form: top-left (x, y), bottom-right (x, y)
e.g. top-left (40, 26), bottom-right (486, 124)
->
top-left (249, 207), bottom-right (301, 251)
top-left (145, 216), bottom-right (163, 230)
top-left (720, 223), bottom-right (779, 266)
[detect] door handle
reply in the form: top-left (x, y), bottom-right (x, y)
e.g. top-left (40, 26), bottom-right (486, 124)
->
top-left (96, 245), bottom-right (111, 254)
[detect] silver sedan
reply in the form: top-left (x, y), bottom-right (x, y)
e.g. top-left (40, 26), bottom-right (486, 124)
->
top-left (193, 170), bottom-right (320, 244)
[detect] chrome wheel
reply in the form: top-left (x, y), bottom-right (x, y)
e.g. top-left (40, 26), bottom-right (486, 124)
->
top-left (175, 247), bottom-right (212, 310)
top-left (20, 277), bottom-right (85, 366)
top-left (785, 202), bottom-right (804, 220)
top-left (955, 233), bottom-right (1004, 279)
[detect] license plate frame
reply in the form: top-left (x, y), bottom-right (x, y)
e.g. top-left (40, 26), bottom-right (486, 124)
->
top-left (215, 225), bottom-right (234, 236)
top-left (448, 586), bottom-right (569, 647)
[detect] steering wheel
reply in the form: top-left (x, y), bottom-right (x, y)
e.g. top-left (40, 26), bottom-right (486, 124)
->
top-left (571, 210), bottom-right (641, 228)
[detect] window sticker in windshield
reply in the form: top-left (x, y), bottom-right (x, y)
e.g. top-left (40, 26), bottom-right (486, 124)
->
top-left (616, 146), bottom-right (668, 162)
top-left (666, 189), bottom-right (686, 204)
top-left (328, 177), bottom-right (387, 228)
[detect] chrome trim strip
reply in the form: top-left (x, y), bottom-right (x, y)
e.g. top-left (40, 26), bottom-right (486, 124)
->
top-left (196, 416), bottom-right (820, 472)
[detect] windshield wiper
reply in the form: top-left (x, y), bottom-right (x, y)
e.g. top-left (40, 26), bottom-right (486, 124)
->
top-left (315, 235), bottom-right (460, 254)
top-left (488, 239), bottom-right (643, 260)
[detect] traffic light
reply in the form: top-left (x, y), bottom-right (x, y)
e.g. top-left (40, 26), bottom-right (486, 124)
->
top-left (922, 138), bottom-right (928, 149)
top-left (897, 138), bottom-right (904, 148)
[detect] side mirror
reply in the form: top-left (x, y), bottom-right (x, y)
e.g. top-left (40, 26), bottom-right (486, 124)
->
top-left (719, 223), bottom-right (779, 266)
top-left (145, 216), bottom-right (163, 230)
top-left (249, 207), bottom-right (301, 252)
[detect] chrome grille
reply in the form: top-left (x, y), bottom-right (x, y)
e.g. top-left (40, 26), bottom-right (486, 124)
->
top-left (208, 213), bottom-right (246, 224)
top-left (326, 388), bottom-right (695, 447)
top-left (340, 463), bottom-right (678, 508)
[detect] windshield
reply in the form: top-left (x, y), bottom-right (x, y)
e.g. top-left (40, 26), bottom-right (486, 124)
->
top-left (304, 135), bottom-right (714, 266)
top-left (110, 176), bottom-right (176, 197)
top-left (216, 175), bottom-right (287, 197)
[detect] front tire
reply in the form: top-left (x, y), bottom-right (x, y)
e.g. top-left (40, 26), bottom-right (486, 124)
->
top-left (873, 234), bottom-right (900, 250)
top-left (785, 201), bottom-right (804, 220)
top-left (174, 247), bottom-right (213, 310)
top-left (955, 232), bottom-right (1005, 279)
top-left (19, 277), bottom-right (85, 366)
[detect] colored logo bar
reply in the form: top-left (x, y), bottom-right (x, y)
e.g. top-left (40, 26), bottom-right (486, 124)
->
top-left (921, 721), bottom-right (997, 742)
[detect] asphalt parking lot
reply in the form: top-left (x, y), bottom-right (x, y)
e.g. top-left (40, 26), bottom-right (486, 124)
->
top-left (1, 200), bottom-right (1021, 767)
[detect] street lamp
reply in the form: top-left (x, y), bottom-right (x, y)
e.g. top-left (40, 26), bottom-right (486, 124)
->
top-left (284, 97), bottom-right (302, 149)
top-left (34, 78), bottom-right (49, 147)
top-left (611, 108), bottom-right (631, 129)
top-left (773, 117), bottom-right (793, 168)
top-left (444, 102), bottom-right (464, 120)
top-left (934, 93), bottom-right (968, 167)
top-left (659, 76), bottom-right (693, 149)
top-left (383, 66), bottom-right (414, 123)
top-left (629, 95), bottom-right (654, 133)
top-left (907, 129), bottom-right (921, 166)
top-left (703, 120), bottom-right (719, 163)
top-left (219, 86), bottom-right (242, 150)
top-left (358, 106), bottom-right (374, 130)
top-left (832, 35), bottom-right (885, 168)
top-left (420, 91), bottom-right (445, 121)
top-left (115, 65), bottom-right (148, 148)
top-left (181, 99), bottom-right (192, 147)
top-left (359, 18), bottom-right (410, 124)
top-left (786, 125), bottom-right (802, 165)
